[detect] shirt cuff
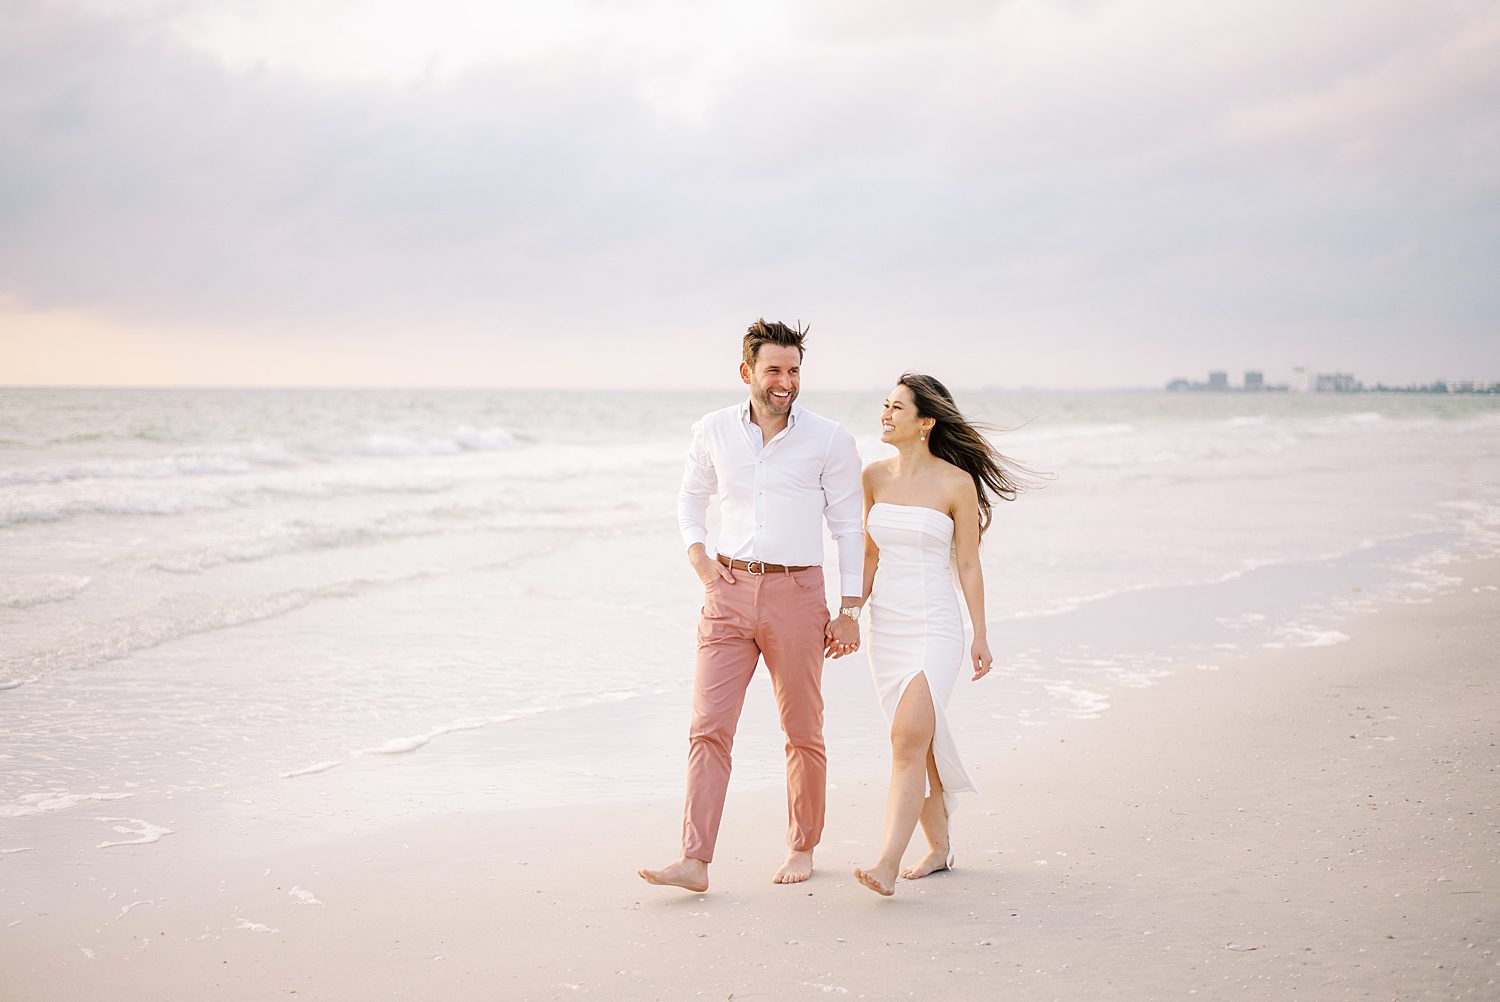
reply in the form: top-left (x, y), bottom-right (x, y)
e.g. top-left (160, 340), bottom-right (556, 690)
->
top-left (681, 527), bottom-right (708, 549)
top-left (839, 573), bottom-right (862, 598)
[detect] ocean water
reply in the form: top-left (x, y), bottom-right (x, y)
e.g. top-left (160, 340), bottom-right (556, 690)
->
top-left (2, 387), bottom-right (1498, 867)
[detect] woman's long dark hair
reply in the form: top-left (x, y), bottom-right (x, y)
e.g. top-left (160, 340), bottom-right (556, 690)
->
top-left (897, 372), bottom-right (1038, 536)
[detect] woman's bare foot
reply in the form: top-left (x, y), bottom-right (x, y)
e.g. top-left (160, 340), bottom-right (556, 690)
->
top-left (772, 850), bottom-right (814, 884)
top-left (853, 863), bottom-right (897, 896)
top-left (637, 857), bottom-right (709, 892)
top-left (899, 846), bottom-right (952, 880)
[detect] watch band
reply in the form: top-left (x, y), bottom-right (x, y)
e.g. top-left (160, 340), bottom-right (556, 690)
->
top-left (838, 605), bottom-right (861, 621)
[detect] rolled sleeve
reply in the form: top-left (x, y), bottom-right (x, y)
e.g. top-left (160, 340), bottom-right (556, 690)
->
top-left (677, 418), bottom-right (715, 549)
top-left (821, 425), bottom-right (865, 595)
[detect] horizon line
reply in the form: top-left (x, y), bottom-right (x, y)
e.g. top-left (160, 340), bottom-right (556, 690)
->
top-left (2, 382), bottom-right (1487, 394)
top-left (0, 383), bottom-right (1177, 394)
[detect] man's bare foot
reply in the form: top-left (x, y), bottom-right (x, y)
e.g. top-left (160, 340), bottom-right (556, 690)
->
top-left (637, 857), bottom-right (709, 893)
top-left (772, 850), bottom-right (814, 884)
top-left (853, 862), bottom-right (896, 896)
top-left (900, 846), bottom-right (953, 880)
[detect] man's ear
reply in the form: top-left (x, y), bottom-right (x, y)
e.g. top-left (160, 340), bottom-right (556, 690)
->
top-left (739, 361), bottom-right (752, 385)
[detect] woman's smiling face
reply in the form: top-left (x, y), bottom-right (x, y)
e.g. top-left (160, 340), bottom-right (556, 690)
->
top-left (880, 384), bottom-right (926, 445)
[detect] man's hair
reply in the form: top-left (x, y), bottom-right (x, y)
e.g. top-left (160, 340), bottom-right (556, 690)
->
top-left (742, 318), bottom-right (809, 367)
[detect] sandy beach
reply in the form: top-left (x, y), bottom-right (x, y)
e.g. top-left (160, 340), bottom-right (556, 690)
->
top-left (6, 558), bottom-right (1495, 1000)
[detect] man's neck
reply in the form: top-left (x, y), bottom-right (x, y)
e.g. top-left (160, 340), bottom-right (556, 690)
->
top-left (748, 399), bottom-right (790, 439)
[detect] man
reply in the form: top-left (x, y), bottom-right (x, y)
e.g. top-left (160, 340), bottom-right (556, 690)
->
top-left (638, 319), bottom-right (865, 891)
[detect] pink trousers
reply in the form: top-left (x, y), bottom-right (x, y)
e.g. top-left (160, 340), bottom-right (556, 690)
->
top-left (681, 566), bottom-right (831, 863)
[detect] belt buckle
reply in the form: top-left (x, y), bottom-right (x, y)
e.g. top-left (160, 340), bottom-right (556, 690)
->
top-left (745, 560), bottom-right (765, 576)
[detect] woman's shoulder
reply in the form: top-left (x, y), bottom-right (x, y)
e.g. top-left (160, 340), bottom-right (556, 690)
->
top-left (933, 459), bottom-right (977, 499)
top-left (862, 457), bottom-right (895, 481)
top-left (931, 456), bottom-right (969, 482)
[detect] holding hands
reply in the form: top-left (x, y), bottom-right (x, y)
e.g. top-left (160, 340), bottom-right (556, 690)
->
top-left (825, 610), bottom-right (860, 659)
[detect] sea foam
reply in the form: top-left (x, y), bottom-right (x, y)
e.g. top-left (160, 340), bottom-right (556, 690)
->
top-left (95, 817), bottom-right (174, 848)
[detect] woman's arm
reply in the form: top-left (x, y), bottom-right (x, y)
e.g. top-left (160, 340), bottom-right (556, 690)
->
top-left (860, 463), bottom-right (881, 605)
top-left (826, 462), bottom-right (882, 659)
top-left (951, 475), bottom-right (993, 680)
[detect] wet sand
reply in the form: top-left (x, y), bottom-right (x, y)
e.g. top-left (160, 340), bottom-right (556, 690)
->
top-left (5, 561), bottom-right (1497, 1000)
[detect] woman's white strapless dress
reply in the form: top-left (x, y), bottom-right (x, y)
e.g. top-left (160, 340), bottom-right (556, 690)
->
top-left (866, 502), bottom-right (979, 817)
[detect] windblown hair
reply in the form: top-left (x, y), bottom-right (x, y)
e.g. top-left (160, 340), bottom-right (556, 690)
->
top-left (743, 318), bottom-right (809, 367)
top-left (897, 372), bottom-right (1038, 536)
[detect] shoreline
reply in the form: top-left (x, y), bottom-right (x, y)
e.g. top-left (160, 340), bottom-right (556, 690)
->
top-left (5, 559), bottom-right (1497, 999)
top-left (5, 512), bottom-right (1471, 849)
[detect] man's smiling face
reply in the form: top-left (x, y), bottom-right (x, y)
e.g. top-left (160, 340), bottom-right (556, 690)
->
top-left (741, 344), bottom-right (801, 419)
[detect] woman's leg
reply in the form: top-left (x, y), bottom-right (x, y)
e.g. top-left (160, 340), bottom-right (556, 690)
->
top-left (854, 673), bottom-right (935, 895)
top-left (901, 748), bottom-right (952, 879)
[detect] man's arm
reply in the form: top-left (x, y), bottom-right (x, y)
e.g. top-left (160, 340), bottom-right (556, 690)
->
top-left (678, 418), bottom-right (733, 584)
top-left (822, 424), bottom-right (865, 656)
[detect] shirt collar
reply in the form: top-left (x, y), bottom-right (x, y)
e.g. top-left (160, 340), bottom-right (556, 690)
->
top-left (740, 398), bottom-right (802, 428)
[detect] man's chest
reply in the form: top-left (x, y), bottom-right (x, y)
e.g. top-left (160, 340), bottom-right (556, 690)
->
top-left (710, 435), bottom-right (823, 495)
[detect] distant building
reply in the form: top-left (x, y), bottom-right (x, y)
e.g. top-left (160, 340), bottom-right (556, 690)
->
top-left (1289, 367), bottom-right (1310, 392)
top-left (1315, 372), bottom-right (1361, 392)
top-left (1166, 370), bottom-right (1289, 392)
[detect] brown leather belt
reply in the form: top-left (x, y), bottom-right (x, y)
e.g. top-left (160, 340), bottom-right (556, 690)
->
top-left (717, 554), bottom-right (816, 575)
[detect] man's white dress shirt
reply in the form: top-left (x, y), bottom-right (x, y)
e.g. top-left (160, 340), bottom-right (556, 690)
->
top-left (678, 400), bottom-right (865, 597)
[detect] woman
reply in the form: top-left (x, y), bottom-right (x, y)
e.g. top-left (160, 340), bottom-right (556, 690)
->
top-left (853, 373), bottom-right (1028, 896)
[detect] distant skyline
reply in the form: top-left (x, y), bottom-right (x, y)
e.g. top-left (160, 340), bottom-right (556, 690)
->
top-left (3, 1), bottom-right (1498, 390)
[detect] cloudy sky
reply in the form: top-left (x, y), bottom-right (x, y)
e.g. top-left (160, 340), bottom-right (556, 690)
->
top-left (2, 0), bottom-right (1496, 389)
